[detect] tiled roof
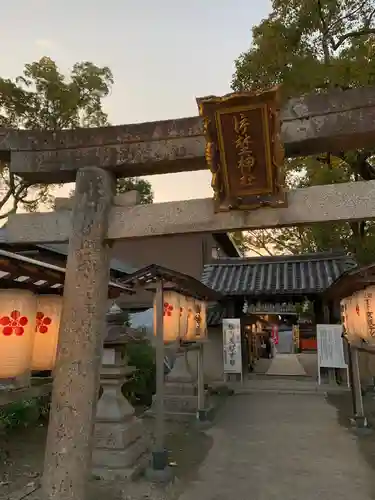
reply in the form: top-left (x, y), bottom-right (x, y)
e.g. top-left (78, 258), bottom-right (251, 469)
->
top-left (201, 252), bottom-right (357, 297)
top-left (207, 303), bottom-right (228, 326)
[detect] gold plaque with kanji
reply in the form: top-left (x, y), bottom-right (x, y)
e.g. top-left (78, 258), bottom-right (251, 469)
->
top-left (197, 87), bottom-right (286, 212)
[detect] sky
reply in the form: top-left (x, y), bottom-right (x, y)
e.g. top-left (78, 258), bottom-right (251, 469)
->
top-left (3, 0), bottom-right (272, 203)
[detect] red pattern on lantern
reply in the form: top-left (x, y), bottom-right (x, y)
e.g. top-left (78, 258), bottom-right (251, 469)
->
top-left (36, 312), bottom-right (52, 334)
top-left (0, 310), bottom-right (28, 336)
top-left (356, 304), bottom-right (360, 316)
top-left (163, 302), bottom-right (174, 317)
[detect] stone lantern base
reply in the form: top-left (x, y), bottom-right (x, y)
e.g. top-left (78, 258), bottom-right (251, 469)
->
top-left (92, 342), bottom-right (149, 480)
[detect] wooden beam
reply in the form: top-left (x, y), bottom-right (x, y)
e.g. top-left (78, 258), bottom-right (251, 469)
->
top-left (6, 179), bottom-right (375, 243)
top-left (6, 87), bottom-right (375, 183)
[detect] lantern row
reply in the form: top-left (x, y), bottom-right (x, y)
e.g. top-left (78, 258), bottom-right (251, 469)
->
top-left (155, 290), bottom-right (207, 343)
top-left (0, 289), bottom-right (209, 380)
top-left (341, 287), bottom-right (375, 341)
top-left (0, 289), bottom-right (62, 379)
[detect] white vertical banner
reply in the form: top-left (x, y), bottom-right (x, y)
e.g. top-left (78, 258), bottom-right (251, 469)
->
top-left (222, 318), bottom-right (242, 374)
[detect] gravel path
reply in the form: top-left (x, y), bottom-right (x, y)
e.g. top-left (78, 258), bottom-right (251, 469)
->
top-left (178, 390), bottom-right (374, 500)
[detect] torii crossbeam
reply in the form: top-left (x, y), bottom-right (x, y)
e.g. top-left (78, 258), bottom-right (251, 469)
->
top-left (2, 86), bottom-right (375, 184)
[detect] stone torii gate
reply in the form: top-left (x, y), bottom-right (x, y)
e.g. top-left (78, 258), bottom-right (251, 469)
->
top-left (5, 85), bottom-right (375, 500)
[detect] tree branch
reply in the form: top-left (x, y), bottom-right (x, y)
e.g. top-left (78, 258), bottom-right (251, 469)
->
top-left (244, 246), bottom-right (266, 257)
top-left (245, 230), bottom-right (275, 256)
top-left (317, 0), bottom-right (328, 33)
top-left (262, 229), bottom-right (295, 254)
top-left (317, 0), bottom-right (333, 63)
top-left (364, 7), bottom-right (375, 28)
top-left (331, 28), bottom-right (375, 50)
top-left (0, 199), bottom-right (18, 220)
top-left (0, 184), bottom-right (14, 211)
top-left (328, 1), bottom-right (369, 32)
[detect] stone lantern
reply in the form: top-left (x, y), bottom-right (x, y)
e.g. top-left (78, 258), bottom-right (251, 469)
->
top-left (92, 307), bottom-right (149, 480)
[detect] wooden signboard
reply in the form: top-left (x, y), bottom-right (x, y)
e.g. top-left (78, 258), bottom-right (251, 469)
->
top-left (316, 324), bottom-right (349, 386)
top-left (197, 87), bottom-right (286, 212)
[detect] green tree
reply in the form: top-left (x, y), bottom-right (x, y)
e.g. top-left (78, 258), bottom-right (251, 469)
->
top-left (232, 0), bottom-right (375, 263)
top-left (0, 56), bottom-right (115, 221)
top-left (116, 177), bottom-right (153, 204)
top-left (69, 177), bottom-right (154, 204)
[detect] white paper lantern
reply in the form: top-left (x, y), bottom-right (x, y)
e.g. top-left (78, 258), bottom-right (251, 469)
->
top-left (0, 290), bottom-right (37, 378)
top-left (356, 290), bottom-right (368, 340)
top-left (32, 295), bottom-right (63, 371)
top-left (185, 297), bottom-right (197, 341)
top-left (345, 294), bottom-right (355, 339)
top-left (185, 298), bottom-right (207, 342)
top-left (178, 294), bottom-right (188, 341)
top-left (195, 299), bottom-right (207, 340)
top-left (347, 295), bottom-right (356, 339)
top-left (364, 286), bottom-right (375, 340)
top-left (154, 290), bottom-right (181, 343)
top-left (340, 298), bottom-right (348, 335)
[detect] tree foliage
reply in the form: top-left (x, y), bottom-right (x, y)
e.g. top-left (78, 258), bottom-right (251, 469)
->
top-left (0, 56), bottom-right (114, 221)
top-left (116, 177), bottom-right (153, 204)
top-left (69, 176), bottom-right (154, 204)
top-left (232, 0), bottom-right (375, 262)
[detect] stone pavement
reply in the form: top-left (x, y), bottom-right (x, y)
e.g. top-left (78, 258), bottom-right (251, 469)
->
top-left (266, 353), bottom-right (307, 376)
top-left (178, 386), bottom-right (374, 500)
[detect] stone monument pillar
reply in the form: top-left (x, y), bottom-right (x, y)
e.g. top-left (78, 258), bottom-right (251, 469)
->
top-left (92, 309), bottom-right (149, 480)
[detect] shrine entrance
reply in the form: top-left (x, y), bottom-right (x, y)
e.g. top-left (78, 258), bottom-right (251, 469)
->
top-left (202, 251), bottom-right (354, 379)
top-left (4, 84), bottom-right (375, 500)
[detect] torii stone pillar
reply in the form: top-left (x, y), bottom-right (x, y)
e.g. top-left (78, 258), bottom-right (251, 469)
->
top-left (41, 167), bottom-right (115, 500)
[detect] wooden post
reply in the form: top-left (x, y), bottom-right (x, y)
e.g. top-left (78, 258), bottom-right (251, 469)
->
top-left (41, 167), bottom-right (115, 500)
top-left (351, 346), bottom-right (367, 426)
top-left (346, 341), bottom-right (357, 416)
top-left (197, 344), bottom-right (205, 416)
top-left (146, 280), bottom-right (172, 481)
top-left (154, 280), bottom-right (165, 456)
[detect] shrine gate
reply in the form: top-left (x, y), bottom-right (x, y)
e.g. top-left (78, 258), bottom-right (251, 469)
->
top-left (4, 85), bottom-right (375, 500)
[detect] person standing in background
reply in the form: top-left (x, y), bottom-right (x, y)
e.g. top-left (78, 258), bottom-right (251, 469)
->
top-left (265, 333), bottom-right (272, 359)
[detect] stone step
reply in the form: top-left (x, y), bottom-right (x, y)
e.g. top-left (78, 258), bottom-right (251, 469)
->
top-left (166, 410), bottom-right (198, 421)
top-left (231, 379), bottom-right (350, 395)
top-left (92, 449), bottom-right (149, 481)
top-left (164, 394), bottom-right (199, 413)
top-left (94, 417), bottom-right (144, 449)
top-left (164, 392), bottom-right (211, 414)
top-left (92, 435), bottom-right (148, 471)
top-left (164, 382), bottom-right (197, 396)
top-left (143, 407), bottom-right (196, 421)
